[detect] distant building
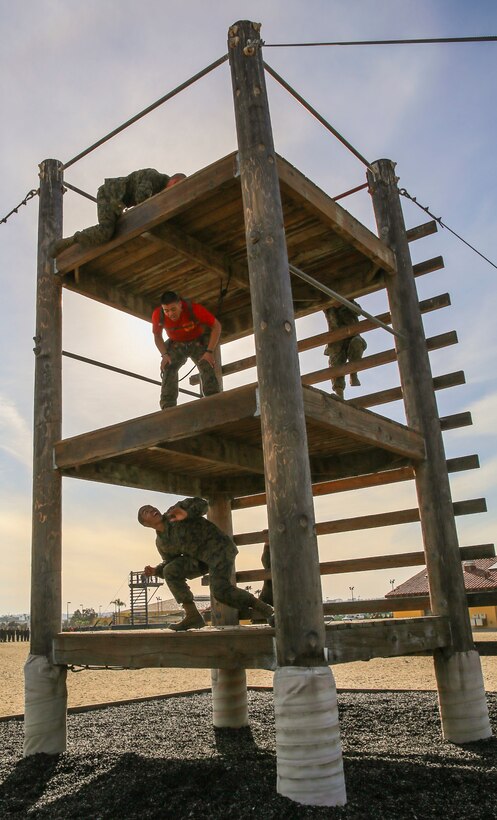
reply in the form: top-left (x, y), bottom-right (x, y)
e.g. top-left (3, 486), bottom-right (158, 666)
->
top-left (386, 559), bottom-right (497, 627)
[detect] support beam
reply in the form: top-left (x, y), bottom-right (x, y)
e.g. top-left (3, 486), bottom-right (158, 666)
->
top-left (145, 221), bottom-right (250, 290)
top-left (26, 158), bottom-right (67, 756)
top-left (155, 432), bottom-right (265, 473)
top-left (229, 22), bottom-right (326, 670)
top-left (302, 387), bottom-right (426, 461)
top-left (369, 157), bottom-right (490, 743)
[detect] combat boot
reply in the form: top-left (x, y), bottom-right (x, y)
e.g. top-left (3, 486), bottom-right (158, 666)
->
top-left (350, 373), bottom-right (361, 387)
top-left (49, 236), bottom-right (76, 258)
top-left (169, 602), bottom-right (205, 632)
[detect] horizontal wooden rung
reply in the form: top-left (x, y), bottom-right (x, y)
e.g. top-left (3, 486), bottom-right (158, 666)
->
top-left (229, 544), bottom-right (495, 584)
top-left (190, 292), bottom-right (451, 385)
top-left (406, 220), bottom-right (438, 243)
top-left (234, 498), bottom-right (487, 545)
top-left (323, 589), bottom-right (497, 616)
top-left (350, 370), bottom-right (466, 410)
top-left (440, 411), bottom-right (472, 431)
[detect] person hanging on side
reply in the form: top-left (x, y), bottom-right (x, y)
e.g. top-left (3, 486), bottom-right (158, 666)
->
top-left (324, 302), bottom-right (367, 399)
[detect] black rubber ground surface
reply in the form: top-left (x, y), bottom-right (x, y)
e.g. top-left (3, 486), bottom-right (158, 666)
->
top-left (1, 690), bottom-right (496, 819)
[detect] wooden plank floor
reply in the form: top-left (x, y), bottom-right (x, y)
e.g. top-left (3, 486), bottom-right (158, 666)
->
top-left (52, 616), bottom-right (450, 670)
top-left (54, 384), bottom-right (425, 497)
top-left (55, 152), bottom-right (396, 343)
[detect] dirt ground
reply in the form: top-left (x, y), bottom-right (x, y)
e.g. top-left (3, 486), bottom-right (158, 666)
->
top-left (2, 631), bottom-right (496, 718)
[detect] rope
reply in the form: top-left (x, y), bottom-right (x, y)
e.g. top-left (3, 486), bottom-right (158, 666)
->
top-left (263, 62), bottom-right (373, 171)
top-left (264, 36), bottom-right (497, 48)
top-left (62, 53), bottom-right (229, 170)
top-left (1, 188), bottom-right (38, 225)
top-left (288, 263), bottom-right (403, 339)
top-left (399, 188), bottom-right (497, 271)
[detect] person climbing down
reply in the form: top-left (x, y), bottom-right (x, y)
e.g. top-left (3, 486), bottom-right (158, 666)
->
top-left (324, 302), bottom-right (367, 399)
top-left (152, 290), bottom-right (221, 408)
top-left (138, 497), bottom-right (274, 631)
top-left (51, 168), bottom-right (186, 256)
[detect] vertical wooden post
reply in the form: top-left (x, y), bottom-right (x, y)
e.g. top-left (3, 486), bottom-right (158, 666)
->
top-left (208, 491), bottom-right (248, 728)
top-left (229, 21), bottom-right (346, 806)
top-left (24, 158), bottom-right (67, 755)
top-left (228, 20), bottom-right (325, 668)
top-left (369, 159), bottom-right (490, 742)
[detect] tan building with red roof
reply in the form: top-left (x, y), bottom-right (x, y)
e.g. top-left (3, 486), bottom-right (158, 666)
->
top-left (386, 559), bottom-right (497, 627)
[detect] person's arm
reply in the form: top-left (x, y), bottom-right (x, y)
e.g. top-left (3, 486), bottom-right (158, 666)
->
top-left (152, 306), bottom-right (171, 370)
top-left (201, 318), bottom-right (222, 366)
top-left (144, 563), bottom-right (163, 577)
top-left (173, 497), bottom-right (208, 519)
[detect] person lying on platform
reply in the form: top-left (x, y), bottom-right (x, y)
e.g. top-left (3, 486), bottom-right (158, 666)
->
top-left (324, 301), bottom-right (367, 400)
top-left (152, 290), bottom-right (221, 409)
top-left (138, 497), bottom-right (274, 631)
top-left (50, 168), bottom-right (186, 256)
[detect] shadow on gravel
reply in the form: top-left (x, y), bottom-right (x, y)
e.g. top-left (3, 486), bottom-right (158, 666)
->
top-left (1, 692), bottom-right (496, 819)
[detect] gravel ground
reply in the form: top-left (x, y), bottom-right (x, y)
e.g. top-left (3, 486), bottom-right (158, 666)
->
top-left (1, 690), bottom-right (496, 819)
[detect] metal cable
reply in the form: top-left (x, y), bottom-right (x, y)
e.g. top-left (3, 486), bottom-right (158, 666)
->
top-left (62, 350), bottom-right (201, 398)
top-left (62, 53), bottom-right (229, 170)
top-left (263, 61), bottom-right (373, 171)
top-left (1, 188), bottom-right (38, 225)
top-left (63, 181), bottom-right (97, 202)
top-left (264, 36), bottom-right (497, 48)
top-left (288, 263), bottom-right (403, 338)
top-left (399, 188), bottom-right (497, 271)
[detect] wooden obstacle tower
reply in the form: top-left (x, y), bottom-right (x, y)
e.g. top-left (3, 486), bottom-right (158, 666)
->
top-left (26, 20), bottom-right (493, 807)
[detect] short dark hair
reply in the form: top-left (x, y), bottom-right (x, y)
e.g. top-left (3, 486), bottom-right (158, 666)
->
top-left (160, 291), bottom-right (180, 305)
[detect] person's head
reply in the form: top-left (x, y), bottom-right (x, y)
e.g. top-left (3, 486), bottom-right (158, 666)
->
top-left (160, 291), bottom-right (182, 321)
top-left (138, 505), bottom-right (163, 528)
top-left (166, 173), bottom-right (186, 189)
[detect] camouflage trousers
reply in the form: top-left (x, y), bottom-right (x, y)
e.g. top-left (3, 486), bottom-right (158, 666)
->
top-left (326, 335), bottom-right (367, 392)
top-left (163, 554), bottom-right (263, 611)
top-left (72, 178), bottom-right (128, 249)
top-left (160, 337), bottom-right (220, 408)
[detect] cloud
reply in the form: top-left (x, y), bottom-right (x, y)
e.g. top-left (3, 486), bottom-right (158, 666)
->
top-left (0, 396), bottom-right (31, 470)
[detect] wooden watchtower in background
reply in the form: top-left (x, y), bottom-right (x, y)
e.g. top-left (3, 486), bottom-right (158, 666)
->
top-left (26, 20), bottom-right (492, 807)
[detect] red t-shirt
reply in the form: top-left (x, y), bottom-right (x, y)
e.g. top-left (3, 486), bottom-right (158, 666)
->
top-left (151, 300), bottom-right (215, 342)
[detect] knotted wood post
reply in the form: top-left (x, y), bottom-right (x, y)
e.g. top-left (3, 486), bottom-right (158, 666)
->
top-left (368, 159), bottom-right (491, 743)
top-left (24, 159), bottom-right (67, 755)
top-left (228, 21), bottom-right (346, 806)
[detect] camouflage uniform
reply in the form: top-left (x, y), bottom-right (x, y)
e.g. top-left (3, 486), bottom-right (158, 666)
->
top-left (54, 169), bottom-right (170, 253)
top-left (152, 497), bottom-right (261, 612)
top-left (324, 303), bottom-right (367, 397)
top-left (160, 336), bottom-right (220, 408)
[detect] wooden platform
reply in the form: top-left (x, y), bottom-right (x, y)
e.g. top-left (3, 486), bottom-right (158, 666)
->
top-left (56, 152), bottom-right (396, 343)
top-left (52, 616), bottom-right (450, 670)
top-left (54, 383), bottom-right (425, 497)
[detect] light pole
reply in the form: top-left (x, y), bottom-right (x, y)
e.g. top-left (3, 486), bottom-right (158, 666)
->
top-left (349, 586), bottom-right (355, 601)
top-left (66, 602), bottom-right (71, 627)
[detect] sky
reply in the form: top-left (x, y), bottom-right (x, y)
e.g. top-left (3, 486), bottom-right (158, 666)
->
top-left (1, 0), bottom-right (496, 617)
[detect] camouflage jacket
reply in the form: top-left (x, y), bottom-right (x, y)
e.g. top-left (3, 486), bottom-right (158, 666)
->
top-left (154, 497), bottom-right (238, 570)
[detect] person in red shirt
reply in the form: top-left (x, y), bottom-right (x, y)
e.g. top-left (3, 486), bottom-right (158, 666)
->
top-left (152, 291), bottom-right (221, 408)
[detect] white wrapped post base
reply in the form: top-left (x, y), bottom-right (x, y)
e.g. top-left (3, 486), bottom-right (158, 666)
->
top-left (23, 654), bottom-right (67, 756)
top-left (435, 649), bottom-right (492, 743)
top-left (211, 668), bottom-right (249, 728)
top-left (274, 666), bottom-right (346, 807)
